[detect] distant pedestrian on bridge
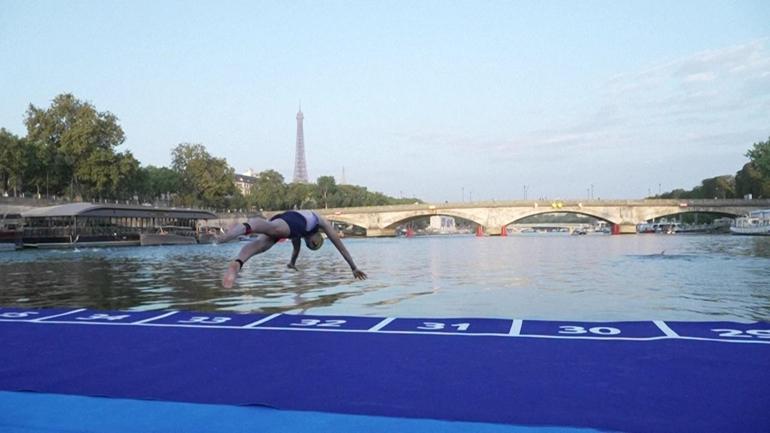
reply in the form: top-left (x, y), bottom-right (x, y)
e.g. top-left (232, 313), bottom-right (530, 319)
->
top-left (217, 210), bottom-right (367, 288)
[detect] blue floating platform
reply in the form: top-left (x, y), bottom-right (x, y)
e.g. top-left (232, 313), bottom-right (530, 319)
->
top-left (1, 307), bottom-right (769, 433)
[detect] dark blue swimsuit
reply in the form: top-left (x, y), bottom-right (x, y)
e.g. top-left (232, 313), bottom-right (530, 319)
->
top-left (270, 211), bottom-right (320, 238)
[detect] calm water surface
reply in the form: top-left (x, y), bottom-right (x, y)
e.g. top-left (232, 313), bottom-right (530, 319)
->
top-left (1, 234), bottom-right (769, 321)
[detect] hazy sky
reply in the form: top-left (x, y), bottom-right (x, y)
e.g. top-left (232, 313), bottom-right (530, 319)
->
top-left (2, 1), bottom-right (769, 202)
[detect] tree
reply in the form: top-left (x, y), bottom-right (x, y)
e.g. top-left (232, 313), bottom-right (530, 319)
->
top-left (0, 129), bottom-right (26, 196)
top-left (657, 176), bottom-right (736, 199)
top-left (248, 169), bottom-right (287, 210)
top-left (21, 140), bottom-right (49, 197)
top-left (699, 175), bottom-right (736, 199)
top-left (735, 162), bottom-right (770, 199)
top-left (228, 189), bottom-right (248, 211)
top-left (24, 93), bottom-right (128, 199)
top-left (171, 143), bottom-right (235, 208)
top-left (285, 182), bottom-right (316, 209)
top-left (746, 136), bottom-right (770, 179)
top-left (316, 176), bottom-right (337, 209)
top-left (112, 151), bottom-right (141, 200)
top-left (76, 147), bottom-right (140, 200)
top-left (140, 165), bottom-right (181, 203)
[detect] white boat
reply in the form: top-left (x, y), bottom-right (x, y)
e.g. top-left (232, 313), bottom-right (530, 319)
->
top-left (730, 209), bottom-right (770, 236)
top-left (637, 221), bottom-right (680, 234)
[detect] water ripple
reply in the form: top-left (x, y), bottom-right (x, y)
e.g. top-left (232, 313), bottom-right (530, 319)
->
top-left (0, 234), bottom-right (768, 321)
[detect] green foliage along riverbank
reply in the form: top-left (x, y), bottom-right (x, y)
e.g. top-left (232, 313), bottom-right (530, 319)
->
top-left (0, 93), bottom-right (420, 211)
top-left (653, 136), bottom-right (770, 200)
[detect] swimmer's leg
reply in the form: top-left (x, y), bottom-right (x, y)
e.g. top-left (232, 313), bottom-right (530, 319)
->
top-left (218, 217), bottom-right (288, 243)
top-left (222, 234), bottom-right (277, 288)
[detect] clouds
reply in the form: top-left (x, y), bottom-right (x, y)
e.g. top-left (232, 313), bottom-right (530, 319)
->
top-left (390, 39), bottom-right (770, 200)
top-left (603, 39), bottom-right (769, 122)
top-left (534, 40), bottom-right (768, 155)
top-left (408, 40), bottom-right (769, 161)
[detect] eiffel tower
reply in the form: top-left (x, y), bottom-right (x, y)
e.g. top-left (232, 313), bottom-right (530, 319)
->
top-left (292, 106), bottom-right (309, 183)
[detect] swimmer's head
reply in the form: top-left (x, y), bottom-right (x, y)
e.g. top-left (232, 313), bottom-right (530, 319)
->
top-left (304, 232), bottom-right (324, 250)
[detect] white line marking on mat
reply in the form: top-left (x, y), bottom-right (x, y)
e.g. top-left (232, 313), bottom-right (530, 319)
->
top-left (508, 320), bottom-right (523, 336)
top-left (30, 308), bottom-right (87, 322)
top-left (133, 311), bottom-right (179, 324)
top-left (653, 320), bottom-right (680, 338)
top-left (368, 317), bottom-right (396, 332)
top-left (242, 314), bottom-right (281, 328)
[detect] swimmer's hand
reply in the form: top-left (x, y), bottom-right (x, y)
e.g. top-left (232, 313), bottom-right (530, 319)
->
top-left (352, 268), bottom-right (367, 280)
top-left (222, 261), bottom-right (240, 288)
top-left (287, 263), bottom-right (297, 270)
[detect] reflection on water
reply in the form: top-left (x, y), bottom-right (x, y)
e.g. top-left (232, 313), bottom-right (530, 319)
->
top-left (1, 235), bottom-right (769, 321)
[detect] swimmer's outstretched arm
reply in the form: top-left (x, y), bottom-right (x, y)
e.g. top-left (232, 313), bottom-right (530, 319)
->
top-left (317, 217), bottom-right (367, 280)
top-left (287, 237), bottom-right (301, 270)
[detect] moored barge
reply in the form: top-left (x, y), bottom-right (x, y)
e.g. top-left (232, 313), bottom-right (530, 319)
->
top-left (21, 203), bottom-right (217, 248)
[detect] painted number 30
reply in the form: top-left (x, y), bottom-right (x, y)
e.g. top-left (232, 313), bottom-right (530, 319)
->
top-left (559, 325), bottom-right (621, 335)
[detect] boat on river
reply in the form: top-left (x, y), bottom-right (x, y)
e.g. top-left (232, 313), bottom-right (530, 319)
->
top-left (0, 210), bottom-right (23, 251)
top-left (21, 203), bottom-right (217, 248)
top-left (676, 218), bottom-right (732, 234)
top-left (730, 209), bottom-right (770, 236)
top-left (637, 221), bottom-right (680, 234)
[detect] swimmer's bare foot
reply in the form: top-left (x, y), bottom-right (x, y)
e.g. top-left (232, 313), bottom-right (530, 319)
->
top-left (222, 260), bottom-right (241, 288)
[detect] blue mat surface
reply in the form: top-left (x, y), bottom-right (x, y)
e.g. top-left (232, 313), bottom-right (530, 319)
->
top-left (1, 391), bottom-right (598, 433)
top-left (1, 307), bottom-right (769, 433)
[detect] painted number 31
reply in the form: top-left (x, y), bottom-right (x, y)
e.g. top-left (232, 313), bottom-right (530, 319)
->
top-left (417, 322), bottom-right (471, 331)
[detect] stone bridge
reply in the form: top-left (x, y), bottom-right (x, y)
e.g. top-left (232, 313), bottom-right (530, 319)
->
top-left (312, 199), bottom-right (770, 236)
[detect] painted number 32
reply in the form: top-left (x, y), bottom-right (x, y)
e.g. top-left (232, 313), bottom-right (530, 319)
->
top-left (291, 319), bottom-right (347, 327)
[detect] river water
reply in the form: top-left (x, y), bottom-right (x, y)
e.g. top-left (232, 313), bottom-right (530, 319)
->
top-left (1, 233), bottom-right (769, 321)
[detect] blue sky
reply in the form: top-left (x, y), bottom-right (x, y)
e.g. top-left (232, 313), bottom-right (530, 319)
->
top-left (1, 1), bottom-right (769, 201)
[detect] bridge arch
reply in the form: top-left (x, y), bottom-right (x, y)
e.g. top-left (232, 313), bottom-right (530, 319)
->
top-left (507, 210), bottom-right (615, 226)
top-left (381, 211), bottom-right (485, 230)
top-left (641, 209), bottom-right (741, 222)
top-left (325, 216), bottom-right (368, 233)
